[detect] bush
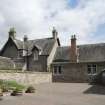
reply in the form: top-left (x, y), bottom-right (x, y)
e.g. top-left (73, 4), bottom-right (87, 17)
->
top-left (0, 87), bottom-right (3, 100)
top-left (11, 88), bottom-right (23, 96)
top-left (25, 86), bottom-right (35, 93)
top-left (0, 80), bottom-right (9, 92)
top-left (5, 80), bottom-right (25, 90)
top-left (1, 85), bottom-right (9, 92)
top-left (0, 80), bottom-right (25, 93)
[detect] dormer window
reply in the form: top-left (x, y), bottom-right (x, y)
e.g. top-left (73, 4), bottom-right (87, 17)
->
top-left (33, 51), bottom-right (38, 61)
top-left (18, 50), bottom-right (23, 58)
top-left (32, 45), bottom-right (40, 61)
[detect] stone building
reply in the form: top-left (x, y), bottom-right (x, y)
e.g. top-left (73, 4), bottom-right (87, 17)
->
top-left (0, 27), bottom-right (60, 71)
top-left (51, 35), bottom-right (105, 82)
top-left (0, 28), bottom-right (105, 82)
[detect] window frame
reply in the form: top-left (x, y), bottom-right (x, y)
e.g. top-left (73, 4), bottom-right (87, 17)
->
top-left (87, 64), bottom-right (97, 75)
top-left (18, 50), bottom-right (23, 58)
top-left (53, 66), bottom-right (62, 75)
top-left (33, 51), bottom-right (38, 61)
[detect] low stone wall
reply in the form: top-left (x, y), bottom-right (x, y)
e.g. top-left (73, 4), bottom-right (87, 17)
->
top-left (51, 63), bottom-right (88, 83)
top-left (0, 72), bottom-right (52, 85)
top-left (0, 56), bottom-right (15, 69)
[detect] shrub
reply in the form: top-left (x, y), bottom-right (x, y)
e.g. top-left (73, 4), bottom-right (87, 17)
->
top-left (0, 80), bottom-right (8, 92)
top-left (0, 87), bottom-right (3, 100)
top-left (0, 80), bottom-right (25, 93)
top-left (0, 80), bottom-right (3, 85)
top-left (11, 88), bottom-right (23, 96)
top-left (1, 85), bottom-right (9, 92)
top-left (5, 80), bottom-right (25, 90)
top-left (25, 86), bottom-right (35, 93)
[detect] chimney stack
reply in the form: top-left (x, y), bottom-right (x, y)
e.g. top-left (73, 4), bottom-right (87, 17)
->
top-left (70, 35), bottom-right (77, 62)
top-left (8, 27), bottom-right (16, 39)
top-left (52, 27), bottom-right (58, 39)
top-left (23, 35), bottom-right (28, 56)
top-left (24, 35), bottom-right (28, 42)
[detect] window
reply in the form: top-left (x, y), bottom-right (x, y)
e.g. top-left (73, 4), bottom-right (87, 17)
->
top-left (53, 66), bottom-right (62, 74)
top-left (87, 64), bottom-right (97, 74)
top-left (23, 49), bottom-right (27, 56)
top-left (18, 50), bottom-right (23, 58)
top-left (33, 51), bottom-right (38, 61)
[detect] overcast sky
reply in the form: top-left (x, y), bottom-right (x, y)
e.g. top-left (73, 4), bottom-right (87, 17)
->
top-left (0, 0), bottom-right (105, 48)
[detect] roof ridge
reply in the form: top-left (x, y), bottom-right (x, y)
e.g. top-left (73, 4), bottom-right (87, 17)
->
top-left (78, 42), bottom-right (105, 46)
top-left (28, 37), bottom-right (53, 41)
top-left (58, 43), bottom-right (105, 48)
top-left (58, 46), bottom-right (69, 48)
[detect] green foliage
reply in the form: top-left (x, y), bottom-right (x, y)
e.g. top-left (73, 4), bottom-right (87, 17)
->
top-left (0, 80), bottom-right (7, 92)
top-left (0, 86), bottom-right (3, 99)
top-left (0, 80), bottom-right (3, 85)
top-left (5, 80), bottom-right (25, 90)
top-left (1, 85), bottom-right (9, 92)
top-left (25, 86), bottom-right (35, 93)
top-left (0, 86), bottom-right (3, 93)
top-left (11, 87), bottom-right (23, 96)
top-left (0, 79), bottom-right (25, 92)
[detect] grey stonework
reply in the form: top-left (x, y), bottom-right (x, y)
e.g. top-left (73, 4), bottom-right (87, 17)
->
top-left (0, 28), bottom-right (60, 72)
top-left (0, 72), bottom-right (52, 85)
top-left (52, 38), bottom-right (105, 82)
top-left (13, 58), bottom-right (25, 70)
top-left (0, 56), bottom-right (15, 70)
top-left (0, 28), bottom-right (105, 83)
top-left (28, 55), bottom-right (47, 71)
top-left (51, 62), bottom-right (105, 82)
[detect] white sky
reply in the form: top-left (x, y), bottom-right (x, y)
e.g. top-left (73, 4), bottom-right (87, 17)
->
top-left (0, 0), bottom-right (105, 48)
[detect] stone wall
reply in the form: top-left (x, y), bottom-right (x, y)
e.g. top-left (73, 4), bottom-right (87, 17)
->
top-left (51, 62), bottom-right (105, 83)
top-left (0, 56), bottom-right (15, 69)
top-left (13, 58), bottom-right (24, 70)
top-left (52, 63), bottom-right (88, 82)
top-left (0, 72), bottom-right (52, 85)
top-left (28, 55), bottom-right (47, 72)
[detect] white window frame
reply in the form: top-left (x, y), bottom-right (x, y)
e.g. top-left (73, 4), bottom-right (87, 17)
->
top-left (87, 64), bottom-right (97, 75)
top-left (53, 66), bottom-right (62, 75)
top-left (23, 49), bottom-right (27, 56)
top-left (33, 51), bottom-right (38, 61)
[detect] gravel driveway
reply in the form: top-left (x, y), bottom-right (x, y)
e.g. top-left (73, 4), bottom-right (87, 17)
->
top-left (0, 83), bottom-right (105, 105)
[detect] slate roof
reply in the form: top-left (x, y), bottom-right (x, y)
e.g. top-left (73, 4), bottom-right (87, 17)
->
top-left (53, 43), bottom-right (105, 63)
top-left (26, 37), bottom-right (56, 55)
top-left (13, 37), bottom-right (57, 56)
top-left (53, 46), bottom-right (70, 62)
top-left (78, 43), bottom-right (105, 62)
top-left (13, 39), bottom-right (23, 49)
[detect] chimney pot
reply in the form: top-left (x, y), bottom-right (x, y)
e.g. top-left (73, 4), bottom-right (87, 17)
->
top-left (52, 27), bottom-right (58, 39)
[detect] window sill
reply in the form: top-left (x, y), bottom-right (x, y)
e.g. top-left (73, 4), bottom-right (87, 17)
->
top-left (88, 73), bottom-right (97, 76)
top-left (53, 74), bottom-right (62, 76)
